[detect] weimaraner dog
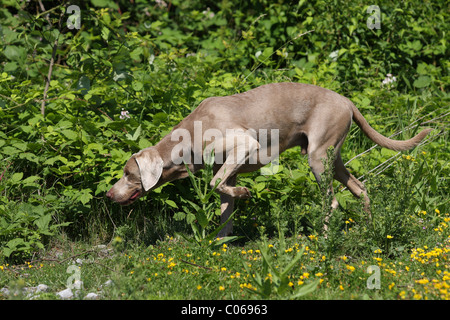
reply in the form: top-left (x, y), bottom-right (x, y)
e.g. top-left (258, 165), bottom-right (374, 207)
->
top-left (106, 82), bottom-right (431, 236)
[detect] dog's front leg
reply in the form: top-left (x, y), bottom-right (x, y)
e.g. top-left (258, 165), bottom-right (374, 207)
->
top-left (209, 132), bottom-right (260, 236)
top-left (209, 132), bottom-right (259, 198)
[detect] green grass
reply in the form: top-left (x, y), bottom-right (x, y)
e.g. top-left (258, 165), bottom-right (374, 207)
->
top-left (2, 149), bottom-right (450, 300)
top-left (1, 123), bottom-right (449, 301)
top-left (0, 0), bottom-right (449, 301)
top-left (1, 217), bottom-right (449, 300)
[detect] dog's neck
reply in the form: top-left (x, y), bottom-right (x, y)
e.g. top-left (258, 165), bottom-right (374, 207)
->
top-left (153, 132), bottom-right (197, 185)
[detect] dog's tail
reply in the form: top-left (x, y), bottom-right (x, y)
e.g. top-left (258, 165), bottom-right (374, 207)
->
top-left (351, 104), bottom-right (432, 151)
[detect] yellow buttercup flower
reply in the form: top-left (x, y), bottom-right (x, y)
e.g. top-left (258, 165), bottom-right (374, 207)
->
top-left (346, 265), bottom-right (355, 272)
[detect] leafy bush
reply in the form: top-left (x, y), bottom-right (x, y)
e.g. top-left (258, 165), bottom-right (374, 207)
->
top-left (0, 0), bottom-right (448, 261)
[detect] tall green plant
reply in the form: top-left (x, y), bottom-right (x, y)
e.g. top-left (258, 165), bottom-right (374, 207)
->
top-left (243, 229), bottom-right (319, 299)
top-left (174, 153), bottom-right (237, 246)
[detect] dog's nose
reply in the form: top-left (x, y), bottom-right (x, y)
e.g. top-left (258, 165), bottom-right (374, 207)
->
top-left (106, 189), bottom-right (113, 199)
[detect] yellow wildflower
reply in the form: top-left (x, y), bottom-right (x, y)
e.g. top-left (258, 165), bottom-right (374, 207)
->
top-left (308, 234), bottom-right (317, 241)
top-left (416, 278), bottom-right (429, 284)
top-left (346, 265), bottom-right (355, 272)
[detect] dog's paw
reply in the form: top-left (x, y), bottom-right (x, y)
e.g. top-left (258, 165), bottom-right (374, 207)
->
top-left (235, 187), bottom-right (252, 199)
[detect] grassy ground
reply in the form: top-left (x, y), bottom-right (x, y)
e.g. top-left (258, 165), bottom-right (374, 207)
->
top-left (1, 134), bottom-right (449, 301)
top-left (0, 1), bottom-right (448, 302)
top-left (1, 207), bottom-right (449, 300)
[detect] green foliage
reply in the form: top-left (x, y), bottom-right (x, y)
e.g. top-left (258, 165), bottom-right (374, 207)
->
top-left (0, 201), bottom-right (70, 261)
top-left (243, 229), bottom-right (319, 299)
top-left (174, 154), bottom-right (238, 246)
top-left (0, 0), bottom-right (448, 263)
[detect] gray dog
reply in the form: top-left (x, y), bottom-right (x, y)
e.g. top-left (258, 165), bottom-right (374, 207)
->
top-left (107, 83), bottom-right (431, 236)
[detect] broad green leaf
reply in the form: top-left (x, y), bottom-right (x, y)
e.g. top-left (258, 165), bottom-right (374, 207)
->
top-left (165, 199), bottom-right (178, 208)
top-left (10, 172), bottom-right (23, 184)
top-left (61, 129), bottom-right (78, 141)
top-left (290, 279), bottom-right (320, 299)
top-left (413, 76), bottom-right (431, 88)
top-left (3, 45), bottom-right (26, 61)
top-left (34, 214), bottom-right (52, 231)
top-left (173, 211), bottom-right (185, 221)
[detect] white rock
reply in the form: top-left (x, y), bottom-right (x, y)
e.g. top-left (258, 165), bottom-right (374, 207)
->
top-left (85, 292), bottom-right (99, 300)
top-left (36, 284), bottom-right (49, 293)
top-left (1, 287), bottom-right (10, 296)
top-left (57, 288), bottom-right (73, 299)
top-left (102, 279), bottom-right (114, 287)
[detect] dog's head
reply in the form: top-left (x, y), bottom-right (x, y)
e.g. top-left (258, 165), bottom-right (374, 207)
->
top-left (106, 147), bottom-right (164, 205)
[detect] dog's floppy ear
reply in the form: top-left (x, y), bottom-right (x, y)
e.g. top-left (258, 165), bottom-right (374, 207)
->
top-left (134, 148), bottom-right (164, 191)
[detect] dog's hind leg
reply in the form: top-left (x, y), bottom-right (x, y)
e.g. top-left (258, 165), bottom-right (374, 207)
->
top-left (307, 145), bottom-right (340, 233)
top-left (217, 175), bottom-right (236, 237)
top-left (333, 154), bottom-right (371, 217)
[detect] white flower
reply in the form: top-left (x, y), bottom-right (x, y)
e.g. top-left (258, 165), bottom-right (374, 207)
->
top-left (381, 74), bottom-right (397, 88)
top-left (148, 54), bottom-right (155, 65)
top-left (329, 50), bottom-right (339, 62)
top-left (119, 109), bottom-right (130, 119)
top-left (202, 7), bottom-right (215, 19)
top-left (155, 0), bottom-right (168, 8)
